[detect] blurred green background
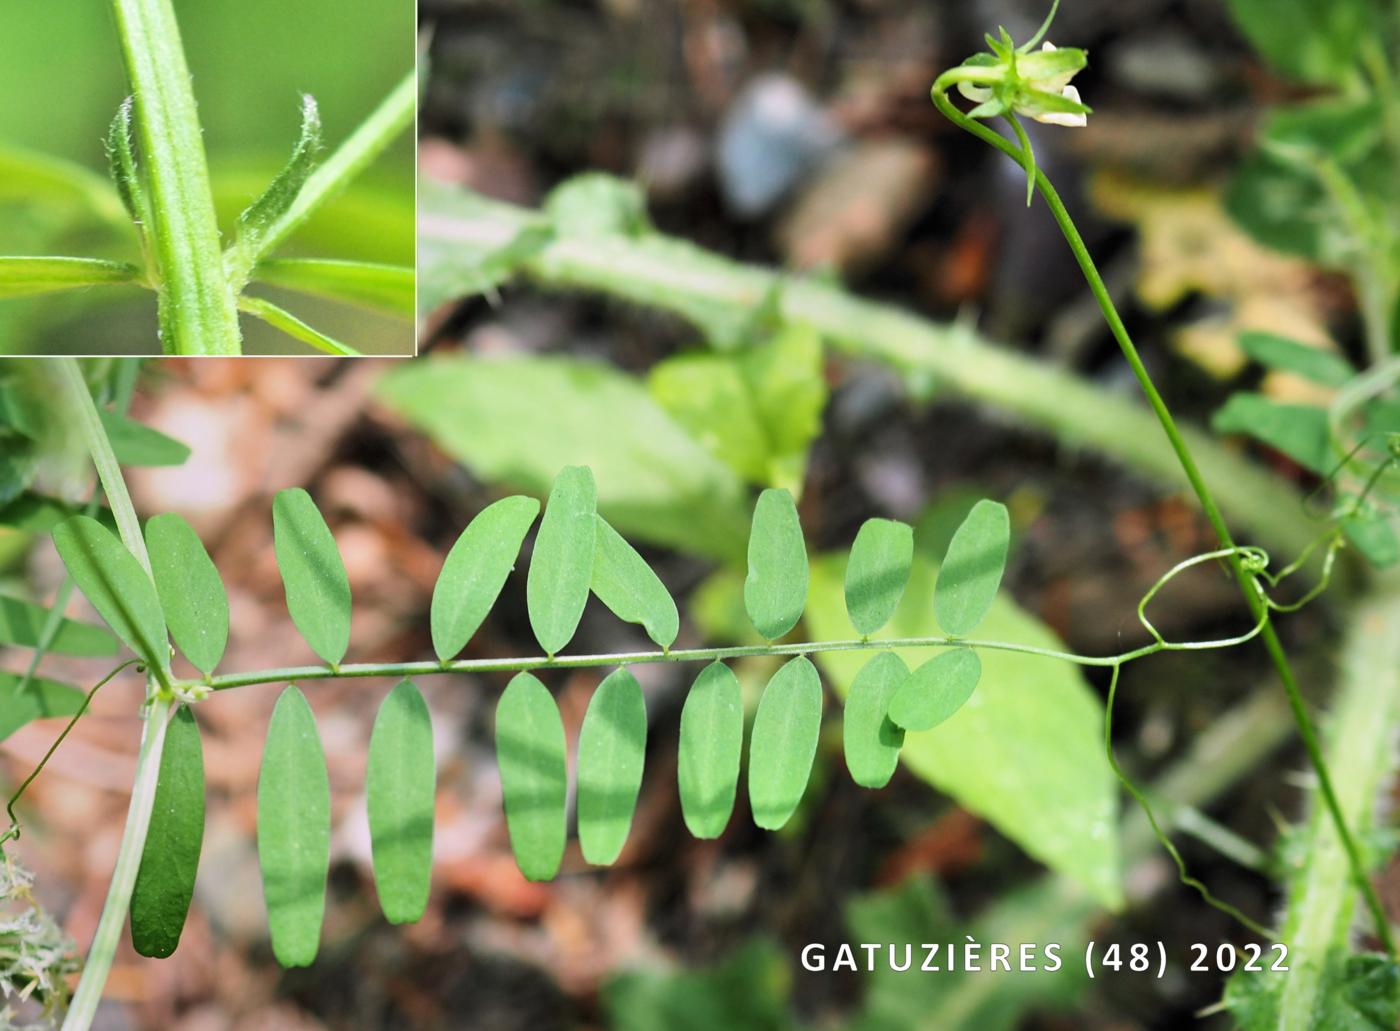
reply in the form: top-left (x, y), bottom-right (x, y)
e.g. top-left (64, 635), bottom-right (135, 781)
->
top-left (0, 0), bottom-right (416, 355)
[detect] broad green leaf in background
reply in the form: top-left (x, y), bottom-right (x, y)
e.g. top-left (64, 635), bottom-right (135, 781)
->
top-left (1227, 951), bottom-right (1399, 1031)
top-left (496, 672), bottom-right (568, 881)
top-left (577, 668), bottom-right (648, 865)
top-left (887, 648), bottom-right (982, 732)
top-left (0, 256), bottom-right (141, 300)
top-left (367, 680), bottom-right (435, 924)
top-left (841, 651), bottom-right (908, 789)
top-left (0, 673), bottom-right (86, 742)
top-left (0, 594), bottom-right (116, 657)
top-left (240, 297), bottom-right (362, 357)
top-left (1343, 509), bottom-right (1400, 569)
top-left (0, 494), bottom-right (112, 534)
top-left (844, 518), bottom-right (914, 637)
top-left (747, 656), bottom-right (823, 831)
top-left (648, 323), bottom-right (828, 493)
top-left (677, 661), bottom-right (744, 838)
top-left (257, 686), bottom-right (331, 968)
top-left (604, 939), bottom-right (798, 1031)
top-left (809, 553), bottom-right (1121, 907)
top-left (130, 706), bottom-right (204, 958)
top-left (527, 466), bottom-right (597, 656)
top-left (1238, 331), bottom-right (1355, 387)
top-left (934, 499), bottom-right (1009, 637)
top-left (145, 513), bottom-right (228, 676)
top-left (252, 258), bottom-right (414, 318)
top-left (374, 356), bottom-right (751, 561)
top-left (272, 488), bottom-right (352, 665)
top-left (98, 411), bottom-right (191, 467)
top-left (51, 515), bottom-right (169, 672)
top-left (1225, 0), bottom-right (1378, 84)
top-left (744, 488), bottom-right (808, 641)
top-left (591, 516), bottom-right (679, 650)
top-left (430, 495), bottom-right (540, 662)
top-left (1212, 393), bottom-right (1332, 475)
top-left (545, 173), bottom-right (651, 239)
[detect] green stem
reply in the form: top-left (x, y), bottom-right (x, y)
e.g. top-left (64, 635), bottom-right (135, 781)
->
top-left (930, 80), bottom-right (1396, 958)
top-left (53, 359), bottom-right (171, 1031)
top-left (110, 0), bottom-right (241, 356)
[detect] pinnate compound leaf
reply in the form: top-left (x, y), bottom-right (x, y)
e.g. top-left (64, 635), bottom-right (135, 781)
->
top-left (888, 648), bottom-right (982, 732)
top-left (0, 257), bottom-right (142, 300)
top-left (98, 411), bottom-right (191, 467)
top-left (252, 258), bottom-right (414, 318)
top-left (748, 656), bottom-right (822, 830)
top-left (0, 595), bottom-right (116, 657)
top-left (677, 662), bottom-right (744, 838)
top-left (374, 355), bottom-right (751, 561)
top-left (272, 488), bottom-right (351, 665)
top-left (744, 488), bottom-right (808, 640)
top-left (496, 672), bottom-right (568, 881)
top-left (0, 673), bottom-right (86, 742)
top-left (591, 516), bottom-right (679, 649)
top-left (130, 706), bottom-right (204, 958)
top-left (1212, 393), bottom-right (1332, 475)
top-left (239, 296), bottom-right (362, 357)
top-left (577, 668), bottom-right (647, 865)
top-left (844, 518), bottom-right (913, 637)
top-left (527, 466), bottom-right (597, 656)
top-left (368, 680), bottom-right (435, 924)
top-left (431, 495), bottom-right (540, 662)
top-left (842, 651), bottom-right (908, 789)
top-left (1238, 331), bottom-right (1354, 387)
top-left (51, 515), bottom-right (168, 672)
top-left (807, 553), bottom-right (1121, 907)
top-left (257, 686), bottom-right (331, 968)
top-left (145, 514), bottom-right (228, 676)
top-left (934, 500), bottom-right (1009, 636)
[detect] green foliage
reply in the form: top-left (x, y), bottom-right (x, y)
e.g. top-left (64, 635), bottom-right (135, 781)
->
top-left (430, 495), bottom-right (540, 662)
top-left (808, 552), bottom-right (1122, 907)
top-left (1225, 0), bottom-right (1379, 84)
top-left (228, 94), bottom-right (322, 285)
top-left (934, 499), bottom-right (1010, 636)
top-left (1212, 394), bottom-right (1332, 475)
top-left (272, 487), bottom-right (351, 666)
top-left (251, 258), bottom-right (414, 319)
top-left (604, 939), bottom-right (797, 1031)
top-left (98, 410), bottom-right (190, 467)
top-left (0, 595), bottom-right (116, 657)
top-left (677, 662), bottom-right (745, 838)
top-left (0, 257), bottom-right (141, 301)
top-left (257, 686), bottom-right (330, 968)
top-left (51, 515), bottom-right (169, 675)
top-left (495, 672), bottom-right (568, 881)
top-left (129, 706), bottom-right (204, 958)
top-left (648, 323), bottom-right (828, 493)
top-left (591, 516), bottom-right (679, 650)
top-left (1227, 952), bottom-right (1400, 1030)
top-left (1238, 331), bottom-right (1355, 387)
top-left (145, 513), bottom-right (228, 676)
top-left (841, 651), bottom-right (908, 789)
top-left (843, 518), bottom-right (914, 637)
top-left (376, 356), bottom-right (751, 560)
top-left (0, 673), bottom-right (87, 742)
top-left (744, 488), bottom-right (809, 640)
top-left (577, 668), bottom-right (648, 865)
top-left (887, 647), bottom-right (982, 733)
top-left (238, 297), bottom-right (362, 357)
top-left (527, 466), bottom-right (598, 656)
top-left (367, 680), bottom-right (435, 925)
top-left (748, 656), bottom-right (823, 830)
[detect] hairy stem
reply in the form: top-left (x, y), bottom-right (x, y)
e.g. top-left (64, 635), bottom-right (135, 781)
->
top-left (930, 81), bottom-right (1395, 957)
top-left (419, 188), bottom-right (1319, 563)
top-left (110, 0), bottom-right (241, 356)
top-left (54, 359), bottom-right (170, 1030)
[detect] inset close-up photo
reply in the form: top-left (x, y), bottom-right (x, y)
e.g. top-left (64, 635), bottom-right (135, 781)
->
top-left (0, 0), bottom-right (415, 357)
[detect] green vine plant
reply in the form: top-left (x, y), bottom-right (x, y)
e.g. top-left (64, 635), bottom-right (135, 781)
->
top-left (0, 0), bottom-right (414, 356)
top-left (0, 424), bottom-right (1356, 1025)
